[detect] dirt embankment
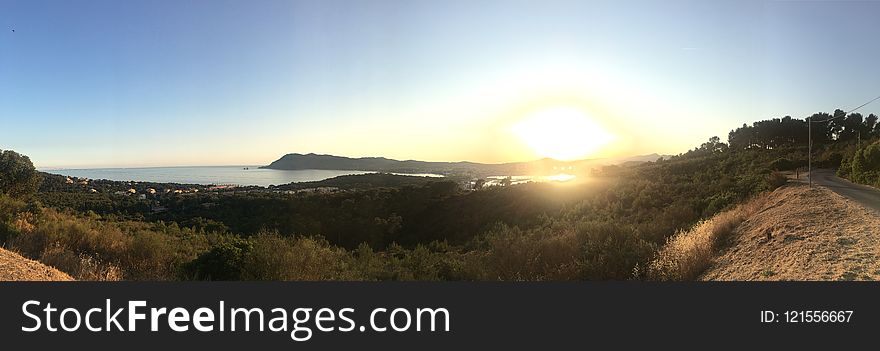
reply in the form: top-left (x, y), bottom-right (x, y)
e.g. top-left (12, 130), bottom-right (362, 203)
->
top-left (702, 183), bottom-right (880, 281)
top-left (0, 247), bottom-right (73, 281)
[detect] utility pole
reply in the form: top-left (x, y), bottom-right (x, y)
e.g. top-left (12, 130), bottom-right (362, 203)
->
top-left (808, 118), bottom-right (812, 187)
top-left (806, 94), bottom-right (880, 188)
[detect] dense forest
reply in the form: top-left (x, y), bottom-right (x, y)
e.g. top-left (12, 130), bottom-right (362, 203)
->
top-left (1, 110), bottom-right (879, 281)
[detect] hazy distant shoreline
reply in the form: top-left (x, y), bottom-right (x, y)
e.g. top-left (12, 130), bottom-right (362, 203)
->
top-left (42, 166), bottom-right (443, 188)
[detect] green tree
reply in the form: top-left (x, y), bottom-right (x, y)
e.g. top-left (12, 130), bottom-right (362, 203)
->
top-left (184, 237), bottom-right (253, 280)
top-left (851, 148), bottom-right (866, 183)
top-left (866, 144), bottom-right (880, 167)
top-left (699, 136), bottom-right (727, 154)
top-left (868, 114), bottom-right (880, 137)
top-left (0, 149), bottom-right (42, 199)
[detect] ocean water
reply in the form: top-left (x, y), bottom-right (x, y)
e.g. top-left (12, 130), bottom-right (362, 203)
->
top-left (43, 166), bottom-right (438, 187)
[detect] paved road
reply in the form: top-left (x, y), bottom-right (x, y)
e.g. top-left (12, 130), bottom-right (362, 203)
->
top-left (803, 169), bottom-right (880, 213)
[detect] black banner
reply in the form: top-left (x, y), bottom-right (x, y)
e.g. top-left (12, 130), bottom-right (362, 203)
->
top-left (0, 282), bottom-right (876, 349)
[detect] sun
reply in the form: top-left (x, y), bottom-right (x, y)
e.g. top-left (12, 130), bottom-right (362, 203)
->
top-left (511, 106), bottom-right (615, 161)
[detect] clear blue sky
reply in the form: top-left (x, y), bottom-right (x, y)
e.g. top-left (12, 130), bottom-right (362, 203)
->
top-left (2, 0), bottom-right (880, 168)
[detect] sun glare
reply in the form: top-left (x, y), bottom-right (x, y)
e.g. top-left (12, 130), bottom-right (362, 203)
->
top-left (511, 106), bottom-right (615, 161)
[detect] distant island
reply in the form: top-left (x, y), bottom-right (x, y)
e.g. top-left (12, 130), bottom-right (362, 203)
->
top-left (261, 153), bottom-right (667, 176)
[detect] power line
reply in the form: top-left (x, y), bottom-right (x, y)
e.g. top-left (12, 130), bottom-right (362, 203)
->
top-left (810, 94), bottom-right (880, 123)
top-left (846, 94), bottom-right (880, 114)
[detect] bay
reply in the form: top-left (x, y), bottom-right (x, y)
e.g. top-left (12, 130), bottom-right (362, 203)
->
top-left (42, 166), bottom-right (441, 187)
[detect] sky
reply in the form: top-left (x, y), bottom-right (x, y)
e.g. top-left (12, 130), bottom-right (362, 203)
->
top-left (2, 0), bottom-right (880, 168)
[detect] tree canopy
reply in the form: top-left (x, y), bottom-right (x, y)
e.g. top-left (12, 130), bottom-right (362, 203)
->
top-left (727, 111), bottom-right (880, 150)
top-left (0, 149), bottom-right (42, 199)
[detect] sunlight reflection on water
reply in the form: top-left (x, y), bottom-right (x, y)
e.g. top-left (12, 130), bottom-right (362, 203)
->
top-left (484, 173), bottom-right (577, 186)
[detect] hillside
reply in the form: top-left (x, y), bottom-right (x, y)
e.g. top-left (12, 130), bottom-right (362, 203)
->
top-left (0, 247), bottom-right (73, 281)
top-left (261, 152), bottom-right (666, 176)
top-left (270, 173), bottom-right (446, 190)
top-left (701, 183), bottom-right (880, 281)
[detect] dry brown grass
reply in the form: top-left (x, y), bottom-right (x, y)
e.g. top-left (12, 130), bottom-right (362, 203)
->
top-left (37, 244), bottom-right (123, 281)
top-left (646, 192), bottom-right (769, 281)
top-left (8, 209), bottom-right (126, 280)
top-left (702, 183), bottom-right (880, 281)
top-left (5, 207), bottom-right (195, 281)
top-left (0, 247), bottom-right (73, 281)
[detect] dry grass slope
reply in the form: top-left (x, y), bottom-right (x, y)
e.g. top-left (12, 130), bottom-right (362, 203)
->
top-left (0, 247), bottom-right (73, 281)
top-left (702, 183), bottom-right (880, 281)
top-left (646, 192), bottom-right (769, 280)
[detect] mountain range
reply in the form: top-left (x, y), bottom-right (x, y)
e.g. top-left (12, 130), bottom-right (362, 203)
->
top-left (261, 153), bottom-right (669, 176)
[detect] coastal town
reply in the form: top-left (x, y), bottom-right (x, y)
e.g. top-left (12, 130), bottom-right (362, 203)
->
top-left (50, 172), bottom-right (558, 201)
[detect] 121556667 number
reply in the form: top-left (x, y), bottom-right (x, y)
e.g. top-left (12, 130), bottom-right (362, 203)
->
top-left (784, 310), bottom-right (853, 323)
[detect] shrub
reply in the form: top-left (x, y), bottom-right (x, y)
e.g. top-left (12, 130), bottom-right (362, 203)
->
top-left (470, 220), bottom-right (655, 281)
top-left (769, 158), bottom-right (793, 171)
top-left (384, 243), bottom-right (444, 280)
top-left (0, 195), bottom-right (27, 243)
top-left (242, 232), bottom-right (357, 281)
top-left (577, 221), bottom-right (656, 280)
top-left (38, 245), bottom-right (123, 281)
top-left (473, 223), bottom-right (583, 281)
top-left (0, 194), bottom-right (26, 222)
top-left (184, 236), bottom-right (252, 280)
top-left (817, 150), bottom-right (843, 169)
top-left (848, 142), bottom-right (880, 186)
top-left (6, 208), bottom-right (130, 280)
top-left (121, 230), bottom-right (176, 280)
top-left (703, 192), bottom-right (735, 217)
top-left (767, 171), bottom-right (788, 190)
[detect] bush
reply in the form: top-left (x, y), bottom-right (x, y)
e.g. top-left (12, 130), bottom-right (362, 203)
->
top-left (848, 142), bottom-right (880, 186)
top-left (184, 236), bottom-right (252, 280)
top-left (6, 208), bottom-right (130, 280)
top-left (578, 221), bottom-right (656, 280)
top-left (703, 192), bottom-right (735, 217)
top-left (472, 223), bottom-right (583, 281)
top-left (242, 232), bottom-right (357, 280)
top-left (0, 195), bottom-right (27, 242)
top-left (817, 150), bottom-right (844, 169)
top-left (469, 220), bottom-right (655, 281)
top-left (38, 245), bottom-right (123, 281)
top-left (121, 230), bottom-right (176, 280)
top-left (767, 171), bottom-right (788, 190)
top-left (351, 241), bottom-right (468, 281)
top-left (769, 158), bottom-right (793, 171)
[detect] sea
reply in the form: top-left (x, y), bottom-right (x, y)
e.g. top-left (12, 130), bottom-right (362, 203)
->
top-left (42, 166), bottom-right (443, 187)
